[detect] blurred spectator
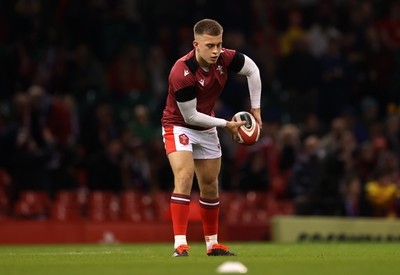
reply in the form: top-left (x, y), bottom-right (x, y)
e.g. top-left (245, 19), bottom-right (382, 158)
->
top-left (268, 123), bottom-right (301, 198)
top-left (145, 45), bottom-right (169, 121)
top-left (279, 9), bottom-right (307, 57)
top-left (289, 135), bottom-right (322, 215)
top-left (341, 173), bottom-right (362, 217)
top-left (375, 1), bottom-right (400, 50)
top-left (65, 43), bottom-right (107, 100)
top-left (308, 18), bottom-right (341, 58)
top-left (342, 2), bottom-right (374, 103)
top-left (279, 36), bottom-right (319, 123)
top-left (365, 168), bottom-right (398, 217)
top-left (320, 117), bottom-right (348, 154)
top-left (299, 113), bottom-right (325, 142)
top-left (29, 86), bottom-right (76, 194)
top-left (127, 104), bottom-right (156, 145)
top-left (363, 25), bottom-right (395, 107)
top-left (277, 124), bottom-right (300, 174)
top-left (238, 149), bottom-right (269, 192)
top-left (85, 138), bottom-right (123, 192)
top-left (147, 138), bottom-right (174, 192)
top-left (316, 36), bottom-right (355, 123)
top-left (221, 31), bottom-right (251, 113)
top-left (377, 151), bottom-right (400, 186)
top-left (338, 130), bottom-right (359, 174)
top-left (34, 26), bottom-right (69, 94)
top-left (0, 93), bottom-right (30, 161)
top-left (384, 114), bottom-right (400, 155)
top-left (28, 84), bottom-right (73, 146)
top-left (234, 117), bottom-right (284, 192)
top-left (106, 44), bottom-right (148, 96)
top-left (2, 92), bottom-right (54, 200)
top-left (11, 41), bottom-right (38, 93)
top-left (61, 95), bottom-right (80, 145)
top-left (216, 102), bottom-right (239, 190)
top-left (347, 97), bottom-right (380, 143)
top-left (354, 141), bottom-right (377, 181)
top-left (1, 0), bottom-right (400, 220)
top-left (79, 102), bottom-right (120, 155)
top-left (121, 142), bottom-right (151, 192)
top-left (289, 134), bottom-right (343, 215)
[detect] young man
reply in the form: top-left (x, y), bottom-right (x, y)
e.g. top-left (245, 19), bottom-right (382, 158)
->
top-left (161, 19), bottom-right (262, 257)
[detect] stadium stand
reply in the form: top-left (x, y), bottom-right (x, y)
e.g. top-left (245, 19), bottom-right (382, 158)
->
top-left (0, 0), bottom-right (399, 243)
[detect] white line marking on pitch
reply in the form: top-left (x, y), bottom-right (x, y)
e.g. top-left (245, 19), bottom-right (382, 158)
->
top-left (0, 251), bottom-right (135, 256)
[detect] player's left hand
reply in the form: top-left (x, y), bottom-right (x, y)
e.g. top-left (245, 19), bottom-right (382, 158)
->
top-left (250, 108), bottom-right (262, 129)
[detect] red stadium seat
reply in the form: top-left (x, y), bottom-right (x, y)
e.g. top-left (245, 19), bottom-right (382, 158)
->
top-left (140, 194), bottom-right (156, 221)
top-left (222, 192), bottom-right (247, 223)
top-left (51, 190), bottom-right (83, 221)
top-left (269, 175), bottom-right (288, 198)
top-left (88, 191), bottom-right (120, 222)
top-left (13, 191), bottom-right (50, 219)
top-left (120, 191), bottom-right (142, 222)
top-left (120, 191), bottom-right (157, 222)
top-left (266, 199), bottom-right (295, 216)
top-left (152, 191), bottom-right (171, 221)
top-left (0, 192), bottom-right (9, 220)
top-left (245, 191), bottom-right (269, 209)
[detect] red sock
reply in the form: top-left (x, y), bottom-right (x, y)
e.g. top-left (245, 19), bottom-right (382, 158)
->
top-left (199, 197), bottom-right (219, 236)
top-left (170, 193), bottom-right (191, 235)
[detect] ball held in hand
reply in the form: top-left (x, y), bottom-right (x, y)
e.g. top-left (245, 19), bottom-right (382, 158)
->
top-left (232, 111), bottom-right (260, 145)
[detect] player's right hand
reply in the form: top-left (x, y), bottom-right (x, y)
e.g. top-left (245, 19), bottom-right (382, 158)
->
top-left (226, 120), bottom-right (246, 142)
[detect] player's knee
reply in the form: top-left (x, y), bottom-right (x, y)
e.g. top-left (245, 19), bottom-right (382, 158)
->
top-left (175, 173), bottom-right (194, 188)
top-left (200, 180), bottom-right (218, 194)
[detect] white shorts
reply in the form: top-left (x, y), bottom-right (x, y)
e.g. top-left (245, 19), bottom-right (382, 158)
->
top-left (162, 126), bottom-right (222, 159)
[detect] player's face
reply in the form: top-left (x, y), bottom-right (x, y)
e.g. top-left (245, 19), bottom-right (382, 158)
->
top-left (193, 34), bottom-right (223, 67)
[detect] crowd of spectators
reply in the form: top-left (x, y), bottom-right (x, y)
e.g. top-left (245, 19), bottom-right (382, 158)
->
top-left (0, 0), bottom-right (400, 218)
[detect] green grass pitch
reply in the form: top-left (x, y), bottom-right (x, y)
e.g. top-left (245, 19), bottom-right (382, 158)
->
top-left (0, 242), bottom-right (399, 275)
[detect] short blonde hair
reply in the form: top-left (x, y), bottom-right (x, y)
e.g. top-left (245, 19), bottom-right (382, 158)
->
top-left (193, 19), bottom-right (223, 37)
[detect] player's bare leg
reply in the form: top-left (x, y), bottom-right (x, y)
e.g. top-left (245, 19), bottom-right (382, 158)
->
top-left (195, 158), bottom-right (236, 256)
top-left (168, 151), bottom-right (194, 256)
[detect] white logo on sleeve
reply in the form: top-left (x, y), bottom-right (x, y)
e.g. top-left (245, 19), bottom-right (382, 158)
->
top-left (184, 70), bottom-right (189, 76)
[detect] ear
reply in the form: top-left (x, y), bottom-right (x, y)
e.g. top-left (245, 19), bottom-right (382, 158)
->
top-left (193, 40), bottom-right (198, 48)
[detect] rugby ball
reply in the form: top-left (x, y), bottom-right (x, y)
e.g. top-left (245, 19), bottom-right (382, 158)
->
top-left (232, 111), bottom-right (260, 145)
